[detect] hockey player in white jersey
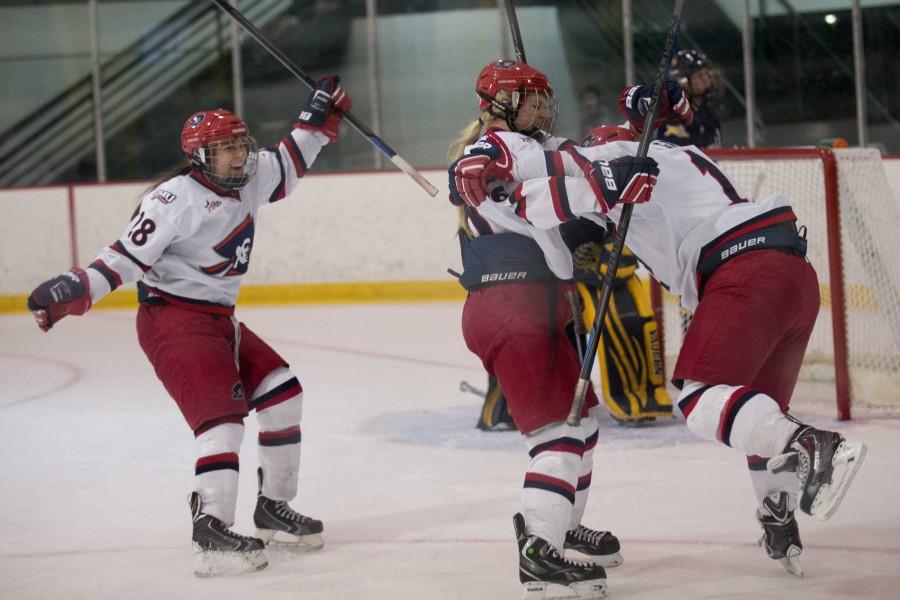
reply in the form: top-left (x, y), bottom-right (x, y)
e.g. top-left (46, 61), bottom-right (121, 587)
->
top-left (455, 95), bottom-right (868, 579)
top-left (446, 59), bottom-right (671, 600)
top-left (27, 76), bottom-right (352, 577)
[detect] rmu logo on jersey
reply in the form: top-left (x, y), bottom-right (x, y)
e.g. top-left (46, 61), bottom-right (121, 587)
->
top-left (152, 189), bottom-right (176, 204)
top-left (202, 215), bottom-right (255, 276)
top-left (720, 236), bottom-right (766, 260)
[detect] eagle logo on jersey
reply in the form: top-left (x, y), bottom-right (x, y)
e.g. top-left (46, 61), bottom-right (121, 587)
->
top-left (201, 215), bottom-right (255, 276)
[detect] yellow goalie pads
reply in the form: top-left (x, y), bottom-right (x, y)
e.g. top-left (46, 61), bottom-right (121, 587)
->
top-left (578, 251), bottom-right (672, 423)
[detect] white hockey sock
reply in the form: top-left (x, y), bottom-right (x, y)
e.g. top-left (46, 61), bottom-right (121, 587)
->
top-left (255, 368), bottom-right (303, 502)
top-left (522, 419), bottom-right (592, 551)
top-left (194, 422), bottom-right (244, 526)
top-left (570, 406), bottom-right (601, 530)
top-left (677, 380), bottom-right (800, 457)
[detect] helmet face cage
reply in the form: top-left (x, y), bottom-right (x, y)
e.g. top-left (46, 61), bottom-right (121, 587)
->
top-left (670, 49), bottom-right (721, 100)
top-left (507, 88), bottom-right (558, 141)
top-left (181, 109), bottom-right (258, 190)
top-left (476, 59), bottom-right (557, 140)
top-left (195, 136), bottom-right (259, 191)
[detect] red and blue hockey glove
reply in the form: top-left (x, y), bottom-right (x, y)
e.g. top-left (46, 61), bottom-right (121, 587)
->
top-left (591, 156), bottom-right (660, 210)
top-left (27, 268), bottom-right (92, 331)
top-left (448, 154), bottom-right (512, 208)
top-left (619, 80), bottom-right (693, 132)
top-left (297, 75), bottom-right (353, 142)
top-left (449, 154), bottom-right (492, 207)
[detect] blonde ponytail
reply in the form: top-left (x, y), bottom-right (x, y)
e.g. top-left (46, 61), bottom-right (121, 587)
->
top-left (448, 110), bottom-right (506, 239)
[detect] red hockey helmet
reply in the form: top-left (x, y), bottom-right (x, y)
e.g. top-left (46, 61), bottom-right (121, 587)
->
top-left (581, 124), bottom-right (639, 147)
top-left (180, 109), bottom-right (258, 190)
top-left (475, 59), bottom-right (557, 139)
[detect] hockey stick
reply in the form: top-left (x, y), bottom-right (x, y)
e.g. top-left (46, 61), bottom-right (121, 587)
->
top-left (209, 0), bottom-right (439, 197)
top-left (502, 0), bottom-right (527, 63)
top-left (566, 0), bottom-right (685, 426)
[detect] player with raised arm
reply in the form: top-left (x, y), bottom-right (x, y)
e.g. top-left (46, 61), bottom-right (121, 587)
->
top-left (459, 83), bottom-right (867, 577)
top-left (654, 48), bottom-right (722, 148)
top-left (26, 77), bottom-right (352, 577)
top-left (447, 59), bottom-right (665, 599)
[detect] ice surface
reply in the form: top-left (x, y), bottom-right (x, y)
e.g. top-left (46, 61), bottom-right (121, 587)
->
top-left (2, 303), bottom-right (898, 599)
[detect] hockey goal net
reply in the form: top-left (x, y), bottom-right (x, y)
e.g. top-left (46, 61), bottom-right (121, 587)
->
top-left (652, 147), bottom-right (900, 420)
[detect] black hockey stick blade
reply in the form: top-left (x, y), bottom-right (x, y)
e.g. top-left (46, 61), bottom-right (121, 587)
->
top-left (209, 0), bottom-right (438, 197)
top-left (566, 0), bottom-right (685, 426)
top-left (502, 0), bottom-right (527, 63)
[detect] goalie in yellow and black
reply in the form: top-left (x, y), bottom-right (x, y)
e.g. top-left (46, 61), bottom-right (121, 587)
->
top-left (473, 218), bottom-right (672, 429)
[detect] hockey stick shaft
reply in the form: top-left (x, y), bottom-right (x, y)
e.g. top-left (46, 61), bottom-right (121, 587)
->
top-left (502, 0), bottom-right (527, 63)
top-left (209, 0), bottom-right (439, 197)
top-left (566, 0), bottom-right (685, 426)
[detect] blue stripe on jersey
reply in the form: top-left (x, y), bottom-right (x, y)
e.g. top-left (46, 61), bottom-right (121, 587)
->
top-left (111, 241), bottom-right (150, 272)
top-left (284, 133), bottom-right (308, 178)
top-left (88, 261), bottom-right (120, 290)
top-left (267, 149), bottom-right (287, 204)
top-left (553, 176), bottom-right (576, 221)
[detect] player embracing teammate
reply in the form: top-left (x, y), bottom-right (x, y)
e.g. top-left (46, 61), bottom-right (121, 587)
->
top-left (450, 68), bottom-right (867, 594)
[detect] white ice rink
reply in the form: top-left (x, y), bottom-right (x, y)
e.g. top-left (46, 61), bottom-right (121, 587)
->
top-left (2, 302), bottom-right (899, 600)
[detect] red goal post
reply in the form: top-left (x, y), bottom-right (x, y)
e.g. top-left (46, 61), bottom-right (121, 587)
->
top-left (650, 147), bottom-right (900, 420)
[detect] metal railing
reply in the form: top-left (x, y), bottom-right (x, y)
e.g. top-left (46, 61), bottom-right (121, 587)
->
top-left (0, 0), bottom-right (290, 187)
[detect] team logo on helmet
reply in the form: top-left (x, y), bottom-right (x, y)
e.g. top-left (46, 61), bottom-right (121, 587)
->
top-left (189, 113), bottom-right (205, 128)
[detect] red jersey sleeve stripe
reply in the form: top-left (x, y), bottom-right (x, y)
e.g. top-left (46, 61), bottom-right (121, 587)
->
top-left (543, 151), bottom-right (566, 176)
top-left (88, 259), bottom-right (122, 290)
top-left (266, 150), bottom-right (288, 203)
top-left (283, 133), bottom-right (308, 178)
top-left (111, 241), bottom-right (150, 272)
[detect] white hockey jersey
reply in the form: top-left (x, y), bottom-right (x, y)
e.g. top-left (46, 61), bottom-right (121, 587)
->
top-left (86, 127), bottom-right (328, 313)
top-left (510, 140), bottom-right (797, 310)
top-left (460, 128), bottom-right (586, 281)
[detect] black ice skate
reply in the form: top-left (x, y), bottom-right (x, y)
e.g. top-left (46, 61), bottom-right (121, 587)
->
top-left (565, 525), bottom-right (623, 568)
top-left (768, 426), bottom-right (867, 521)
top-left (514, 513), bottom-right (608, 600)
top-left (189, 492), bottom-right (267, 578)
top-left (756, 491), bottom-right (803, 578)
top-left (254, 468), bottom-right (324, 551)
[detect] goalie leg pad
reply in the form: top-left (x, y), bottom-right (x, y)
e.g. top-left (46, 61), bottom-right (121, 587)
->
top-left (477, 374), bottom-right (517, 431)
top-left (580, 276), bottom-right (672, 423)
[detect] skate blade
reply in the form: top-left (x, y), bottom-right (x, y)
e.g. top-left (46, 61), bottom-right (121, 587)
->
top-left (810, 441), bottom-right (867, 521)
top-left (256, 528), bottom-right (324, 551)
top-left (779, 555), bottom-right (804, 578)
top-left (522, 580), bottom-right (608, 600)
top-left (192, 545), bottom-right (268, 578)
top-left (581, 551), bottom-right (622, 569)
